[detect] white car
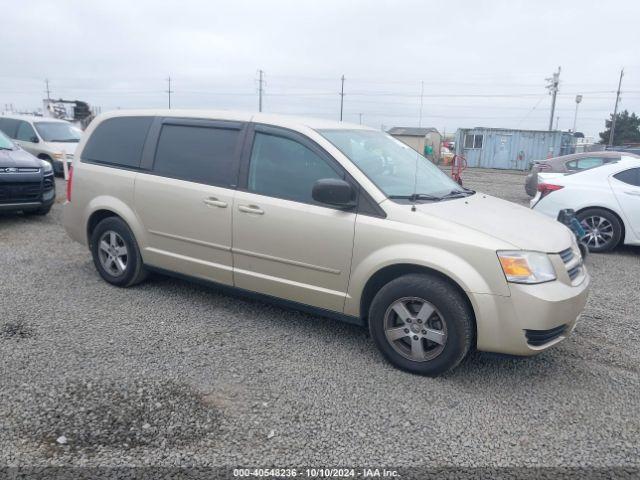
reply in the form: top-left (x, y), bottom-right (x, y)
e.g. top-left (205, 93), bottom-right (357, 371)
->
top-left (0, 114), bottom-right (81, 176)
top-left (531, 156), bottom-right (640, 252)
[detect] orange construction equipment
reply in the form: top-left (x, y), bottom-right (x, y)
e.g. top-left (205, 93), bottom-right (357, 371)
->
top-left (451, 154), bottom-right (467, 186)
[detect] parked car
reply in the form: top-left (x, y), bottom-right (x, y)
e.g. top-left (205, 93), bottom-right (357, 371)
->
top-left (524, 151), bottom-right (635, 197)
top-left (0, 130), bottom-right (55, 215)
top-left (0, 114), bottom-right (82, 176)
top-left (531, 156), bottom-right (640, 252)
top-left (606, 146), bottom-right (640, 156)
top-left (63, 111), bottom-right (589, 376)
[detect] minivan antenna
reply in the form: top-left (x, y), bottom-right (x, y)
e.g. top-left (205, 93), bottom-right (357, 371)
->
top-left (411, 150), bottom-right (419, 212)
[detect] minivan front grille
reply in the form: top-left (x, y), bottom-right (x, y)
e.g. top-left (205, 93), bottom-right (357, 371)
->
top-left (559, 246), bottom-right (583, 284)
top-left (567, 264), bottom-right (581, 281)
top-left (559, 247), bottom-right (574, 264)
top-left (525, 325), bottom-right (567, 347)
top-left (0, 181), bottom-right (42, 203)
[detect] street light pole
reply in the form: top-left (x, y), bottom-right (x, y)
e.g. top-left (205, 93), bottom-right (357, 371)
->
top-left (573, 94), bottom-right (583, 132)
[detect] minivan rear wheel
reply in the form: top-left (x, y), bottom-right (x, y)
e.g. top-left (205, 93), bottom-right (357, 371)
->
top-left (368, 273), bottom-right (473, 376)
top-left (90, 217), bottom-right (148, 287)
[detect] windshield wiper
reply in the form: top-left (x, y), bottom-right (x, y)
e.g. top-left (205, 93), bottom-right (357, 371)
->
top-left (439, 189), bottom-right (475, 199)
top-left (0, 147), bottom-right (13, 151)
top-left (389, 193), bottom-right (442, 201)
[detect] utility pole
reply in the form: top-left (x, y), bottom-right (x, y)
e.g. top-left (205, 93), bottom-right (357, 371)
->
top-left (545, 67), bottom-right (560, 131)
top-left (418, 80), bottom-right (424, 127)
top-left (165, 76), bottom-right (173, 109)
top-left (339, 75), bottom-right (345, 121)
top-left (555, 116), bottom-right (559, 130)
top-left (45, 79), bottom-right (51, 100)
top-left (358, 113), bottom-right (363, 125)
top-left (546, 66), bottom-right (561, 131)
top-left (609, 68), bottom-right (624, 147)
top-left (257, 69), bottom-right (265, 112)
top-left (572, 94), bottom-right (583, 132)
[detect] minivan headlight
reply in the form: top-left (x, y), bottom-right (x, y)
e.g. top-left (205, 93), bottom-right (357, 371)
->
top-left (40, 160), bottom-right (53, 173)
top-left (497, 251), bottom-right (556, 284)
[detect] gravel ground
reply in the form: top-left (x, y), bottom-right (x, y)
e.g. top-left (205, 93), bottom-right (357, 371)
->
top-left (0, 169), bottom-right (639, 470)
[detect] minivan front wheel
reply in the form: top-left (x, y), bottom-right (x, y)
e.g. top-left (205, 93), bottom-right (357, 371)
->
top-left (90, 217), bottom-right (148, 287)
top-left (369, 274), bottom-right (473, 376)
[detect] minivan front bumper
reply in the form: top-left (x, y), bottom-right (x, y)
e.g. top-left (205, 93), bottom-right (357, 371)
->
top-left (471, 272), bottom-right (590, 356)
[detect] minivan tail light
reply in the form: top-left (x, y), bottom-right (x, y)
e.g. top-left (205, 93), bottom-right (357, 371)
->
top-left (66, 166), bottom-right (73, 202)
top-left (537, 182), bottom-right (563, 199)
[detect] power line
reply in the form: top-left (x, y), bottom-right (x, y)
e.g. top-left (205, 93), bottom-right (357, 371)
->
top-left (516, 95), bottom-right (547, 128)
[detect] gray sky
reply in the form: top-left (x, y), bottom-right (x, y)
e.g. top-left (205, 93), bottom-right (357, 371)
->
top-left (2, 0), bottom-right (639, 137)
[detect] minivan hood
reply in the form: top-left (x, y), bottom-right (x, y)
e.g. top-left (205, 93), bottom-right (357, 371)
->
top-left (0, 148), bottom-right (41, 169)
top-left (412, 193), bottom-right (573, 252)
top-left (46, 141), bottom-right (78, 155)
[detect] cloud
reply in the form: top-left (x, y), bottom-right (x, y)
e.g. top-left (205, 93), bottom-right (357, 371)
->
top-left (2, 0), bottom-right (639, 136)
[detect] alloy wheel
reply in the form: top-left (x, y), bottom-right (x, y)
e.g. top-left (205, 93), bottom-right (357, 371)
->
top-left (580, 216), bottom-right (614, 249)
top-left (383, 297), bottom-right (448, 362)
top-left (97, 230), bottom-right (129, 277)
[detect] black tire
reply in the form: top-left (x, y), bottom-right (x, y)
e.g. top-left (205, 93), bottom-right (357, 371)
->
top-left (90, 216), bottom-right (148, 287)
top-left (368, 273), bottom-right (474, 376)
top-left (576, 208), bottom-right (622, 253)
top-left (24, 206), bottom-right (51, 216)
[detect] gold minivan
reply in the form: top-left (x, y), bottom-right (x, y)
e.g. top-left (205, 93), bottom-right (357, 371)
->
top-left (63, 110), bottom-right (590, 375)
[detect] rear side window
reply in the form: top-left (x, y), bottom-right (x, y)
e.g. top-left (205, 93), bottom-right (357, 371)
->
top-left (153, 124), bottom-right (239, 186)
top-left (614, 168), bottom-right (640, 187)
top-left (569, 157), bottom-right (606, 171)
top-left (0, 118), bottom-right (20, 138)
top-left (82, 116), bottom-right (153, 168)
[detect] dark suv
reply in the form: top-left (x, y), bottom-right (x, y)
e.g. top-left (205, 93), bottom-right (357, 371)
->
top-left (0, 130), bottom-right (55, 215)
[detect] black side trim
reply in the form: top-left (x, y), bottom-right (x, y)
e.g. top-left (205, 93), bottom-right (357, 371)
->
top-left (145, 265), bottom-right (365, 327)
top-left (357, 185), bottom-right (386, 218)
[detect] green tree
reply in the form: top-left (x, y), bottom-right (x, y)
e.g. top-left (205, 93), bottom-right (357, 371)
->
top-left (599, 110), bottom-right (640, 145)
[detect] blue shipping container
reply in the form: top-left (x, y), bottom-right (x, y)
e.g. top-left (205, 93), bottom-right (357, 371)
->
top-left (454, 128), bottom-right (576, 170)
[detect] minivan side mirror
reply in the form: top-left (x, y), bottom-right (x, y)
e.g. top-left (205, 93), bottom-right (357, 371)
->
top-left (312, 178), bottom-right (356, 209)
top-left (30, 135), bottom-right (39, 143)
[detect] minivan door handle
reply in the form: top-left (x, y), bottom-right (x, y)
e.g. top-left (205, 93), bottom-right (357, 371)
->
top-left (238, 204), bottom-right (265, 215)
top-left (203, 197), bottom-right (228, 208)
top-left (624, 191), bottom-right (640, 197)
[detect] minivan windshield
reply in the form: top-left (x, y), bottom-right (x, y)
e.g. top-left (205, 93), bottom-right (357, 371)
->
top-left (34, 122), bottom-right (82, 142)
top-left (319, 129), bottom-right (469, 199)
